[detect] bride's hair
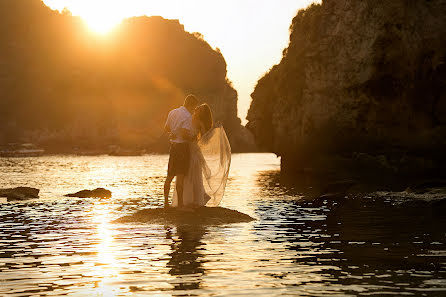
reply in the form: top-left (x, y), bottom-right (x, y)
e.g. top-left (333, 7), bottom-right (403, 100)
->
top-left (195, 103), bottom-right (213, 136)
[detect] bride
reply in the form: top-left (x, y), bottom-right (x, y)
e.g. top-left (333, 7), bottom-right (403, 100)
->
top-left (172, 104), bottom-right (231, 208)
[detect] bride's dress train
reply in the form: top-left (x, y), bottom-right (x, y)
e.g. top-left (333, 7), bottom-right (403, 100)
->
top-left (172, 126), bottom-right (231, 207)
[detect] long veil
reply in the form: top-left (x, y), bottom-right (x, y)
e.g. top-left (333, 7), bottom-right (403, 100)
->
top-left (198, 126), bottom-right (231, 207)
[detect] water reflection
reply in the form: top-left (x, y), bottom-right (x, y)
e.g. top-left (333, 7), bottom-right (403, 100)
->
top-left (254, 169), bottom-right (446, 295)
top-left (91, 202), bottom-right (120, 296)
top-left (0, 154), bottom-right (445, 296)
top-left (166, 225), bottom-right (206, 291)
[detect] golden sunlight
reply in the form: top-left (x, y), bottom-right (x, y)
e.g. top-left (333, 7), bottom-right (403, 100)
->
top-left (63, 0), bottom-right (126, 34)
top-left (83, 14), bottom-right (123, 34)
top-left (42, 0), bottom-right (318, 119)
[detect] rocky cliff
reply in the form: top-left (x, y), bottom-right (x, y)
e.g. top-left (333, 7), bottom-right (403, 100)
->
top-left (247, 0), bottom-right (446, 176)
top-left (0, 0), bottom-right (254, 153)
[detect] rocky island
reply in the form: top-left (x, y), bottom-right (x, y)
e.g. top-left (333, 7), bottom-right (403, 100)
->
top-left (247, 0), bottom-right (446, 178)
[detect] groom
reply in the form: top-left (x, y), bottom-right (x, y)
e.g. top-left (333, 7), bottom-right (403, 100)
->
top-left (163, 94), bottom-right (199, 208)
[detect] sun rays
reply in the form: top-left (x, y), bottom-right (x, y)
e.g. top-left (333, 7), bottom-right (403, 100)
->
top-left (42, 0), bottom-right (319, 119)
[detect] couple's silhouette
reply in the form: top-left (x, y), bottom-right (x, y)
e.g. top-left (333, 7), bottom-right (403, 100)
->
top-left (163, 95), bottom-right (231, 209)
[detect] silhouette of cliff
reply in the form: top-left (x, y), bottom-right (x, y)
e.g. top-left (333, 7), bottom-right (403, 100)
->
top-left (247, 0), bottom-right (446, 176)
top-left (0, 0), bottom-right (254, 152)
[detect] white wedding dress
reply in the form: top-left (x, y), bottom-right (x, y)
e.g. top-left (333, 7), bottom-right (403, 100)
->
top-left (172, 126), bottom-right (231, 207)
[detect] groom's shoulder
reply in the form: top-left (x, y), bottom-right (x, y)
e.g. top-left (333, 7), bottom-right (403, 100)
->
top-left (177, 106), bottom-right (191, 118)
top-left (167, 107), bottom-right (189, 122)
top-left (169, 106), bottom-right (181, 116)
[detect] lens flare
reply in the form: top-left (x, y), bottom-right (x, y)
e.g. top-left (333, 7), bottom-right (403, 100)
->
top-left (82, 13), bottom-right (123, 34)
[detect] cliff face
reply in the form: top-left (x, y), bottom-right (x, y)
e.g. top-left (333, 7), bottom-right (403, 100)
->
top-left (247, 0), bottom-right (446, 175)
top-left (0, 0), bottom-right (253, 152)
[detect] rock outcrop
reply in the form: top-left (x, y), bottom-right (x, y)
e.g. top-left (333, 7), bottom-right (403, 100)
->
top-left (0, 187), bottom-right (40, 201)
top-left (65, 188), bottom-right (112, 198)
top-left (0, 0), bottom-right (255, 153)
top-left (247, 0), bottom-right (446, 176)
top-left (114, 207), bottom-right (255, 225)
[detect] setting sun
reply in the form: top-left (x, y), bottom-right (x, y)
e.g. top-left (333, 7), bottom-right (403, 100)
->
top-left (83, 13), bottom-right (123, 34)
top-left (79, 3), bottom-right (125, 34)
top-left (44, 0), bottom-right (126, 34)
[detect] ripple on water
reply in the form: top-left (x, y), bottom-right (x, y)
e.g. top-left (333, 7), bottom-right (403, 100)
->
top-left (0, 154), bottom-right (445, 296)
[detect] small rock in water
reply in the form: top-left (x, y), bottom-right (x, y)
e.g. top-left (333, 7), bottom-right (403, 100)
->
top-left (113, 207), bottom-right (255, 225)
top-left (65, 188), bottom-right (112, 198)
top-left (0, 187), bottom-right (40, 201)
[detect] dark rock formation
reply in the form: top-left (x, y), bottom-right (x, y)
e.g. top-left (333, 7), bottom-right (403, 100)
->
top-left (0, 187), bottom-right (40, 201)
top-left (65, 188), bottom-right (112, 198)
top-left (0, 0), bottom-right (254, 153)
top-left (114, 207), bottom-right (255, 225)
top-left (247, 0), bottom-right (446, 176)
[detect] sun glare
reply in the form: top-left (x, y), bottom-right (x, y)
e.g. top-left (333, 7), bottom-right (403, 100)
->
top-left (83, 14), bottom-right (123, 34)
top-left (43, 0), bottom-right (318, 119)
top-left (54, 0), bottom-right (127, 35)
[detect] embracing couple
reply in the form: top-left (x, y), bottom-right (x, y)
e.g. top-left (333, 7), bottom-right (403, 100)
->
top-left (163, 94), bottom-right (231, 209)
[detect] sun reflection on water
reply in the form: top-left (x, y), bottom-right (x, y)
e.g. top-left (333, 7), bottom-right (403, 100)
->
top-left (90, 202), bottom-right (120, 296)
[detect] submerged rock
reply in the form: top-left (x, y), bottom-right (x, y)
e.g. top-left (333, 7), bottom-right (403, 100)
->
top-left (65, 188), bottom-right (112, 198)
top-left (0, 187), bottom-right (40, 201)
top-left (114, 207), bottom-right (255, 225)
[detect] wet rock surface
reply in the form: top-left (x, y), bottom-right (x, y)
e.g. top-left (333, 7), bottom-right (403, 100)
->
top-left (65, 188), bottom-right (112, 198)
top-left (0, 187), bottom-right (39, 201)
top-left (114, 207), bottom-right (255, 225)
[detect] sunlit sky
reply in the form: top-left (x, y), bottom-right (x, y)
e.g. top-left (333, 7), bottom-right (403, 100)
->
top-left (43, 0), bottom-right (317, 123)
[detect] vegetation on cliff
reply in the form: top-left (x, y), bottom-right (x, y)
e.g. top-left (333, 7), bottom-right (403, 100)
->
top-left (247, 0), bottom-right (446, 176)
top-left (0, 0), bottom-right (253, 152)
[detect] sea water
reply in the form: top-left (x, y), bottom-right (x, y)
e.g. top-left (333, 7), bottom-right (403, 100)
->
top-left (0, 154), bottom-right (445, 296)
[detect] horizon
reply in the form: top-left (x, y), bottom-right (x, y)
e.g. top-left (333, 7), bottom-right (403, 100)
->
top-left (42, 0), bottom-right (319, 124)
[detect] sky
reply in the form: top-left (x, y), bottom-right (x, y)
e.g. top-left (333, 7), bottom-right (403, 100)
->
top-left (43, 0), bottom-right (318, 123)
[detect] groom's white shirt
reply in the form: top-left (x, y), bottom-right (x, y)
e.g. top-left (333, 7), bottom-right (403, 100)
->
top-left (165, 106), bottom-right (193, 143)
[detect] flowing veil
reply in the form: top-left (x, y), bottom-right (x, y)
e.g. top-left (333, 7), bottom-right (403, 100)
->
top-left (198, 125), bottom-right (231, 207)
